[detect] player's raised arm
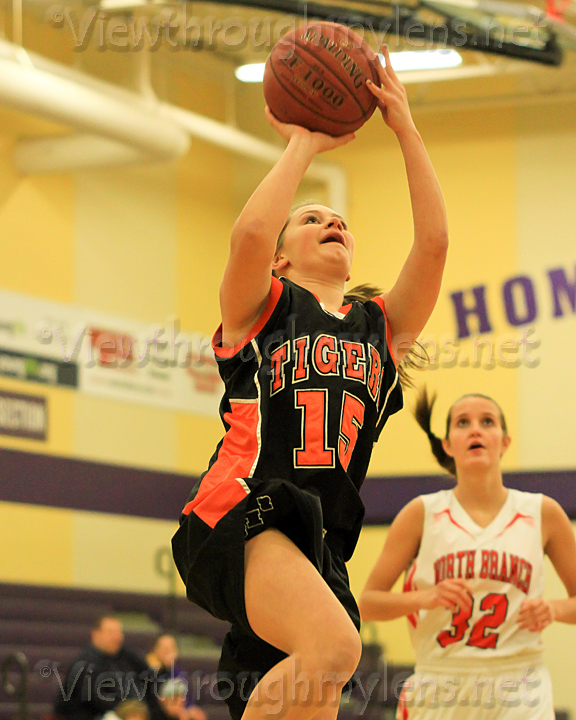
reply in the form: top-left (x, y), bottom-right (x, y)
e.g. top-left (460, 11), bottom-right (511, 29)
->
top-left (366, 46), bottom-right (448, 361)
top-left (220, 110), bottom-right (354, 349)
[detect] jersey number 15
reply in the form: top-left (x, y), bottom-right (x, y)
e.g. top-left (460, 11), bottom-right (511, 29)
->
top-left (294, 389), bottom-right (365, 471)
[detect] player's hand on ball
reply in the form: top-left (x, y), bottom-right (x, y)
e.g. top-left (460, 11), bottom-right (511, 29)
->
top-left (516, 598), bottom-right (556, 632)
top-left (419, 579), bottom-right (473, 611)
top-left (366, 45), bottom-right (416, 135)
top-left (265, 106), bottom-right (356, 153)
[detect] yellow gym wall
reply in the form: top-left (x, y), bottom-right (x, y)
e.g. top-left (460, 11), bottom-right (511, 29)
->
top-left (516, 106), bottom-right (576, 469)
top-left (338, 103), bottom-right (521, 475)
top-left (1, 78), bottom-right (576, 714)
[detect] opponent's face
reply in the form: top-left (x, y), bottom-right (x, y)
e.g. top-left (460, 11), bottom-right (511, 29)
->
top-left (273, 205), bottom-right (355, 281)
top-left (442, 397), bottom-right (511, 472)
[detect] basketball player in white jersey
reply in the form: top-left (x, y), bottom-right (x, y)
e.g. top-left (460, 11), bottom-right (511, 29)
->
top-left (360, 390), bottom-right (576, 719)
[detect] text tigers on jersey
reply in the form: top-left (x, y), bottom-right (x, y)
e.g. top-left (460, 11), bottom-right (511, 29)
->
top-left (434, 550), bottom-right (533, 594)
top-left (269, 334), bottom-right (385, 401)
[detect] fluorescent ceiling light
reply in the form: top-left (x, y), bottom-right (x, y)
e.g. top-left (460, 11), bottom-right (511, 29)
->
top-left (382, 49), bottom-right (463, 72)
top-left (235, 63), bottom-right (266, 82)
top-left (100, 0), bottom-right (148, 8)
top-left (235, 49), bottom-right (462, 83)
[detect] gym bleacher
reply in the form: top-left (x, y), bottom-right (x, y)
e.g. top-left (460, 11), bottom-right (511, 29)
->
top-left (0, 582), bottom-right (412, 720)
top-left (0, 582), bottom-right (229, 720)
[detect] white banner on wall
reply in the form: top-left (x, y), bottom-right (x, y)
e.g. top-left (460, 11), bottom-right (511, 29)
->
top-left (0, 289), bottom-right (223, 417)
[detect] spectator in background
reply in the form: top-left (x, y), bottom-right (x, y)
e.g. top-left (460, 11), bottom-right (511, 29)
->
top-left (157, 680), bottom-right (206, 720)
top-left (146, 636), bottom-right (179, 681)
top-left (54, 614), bottom-right (160, 720)
top-left (145, 635), bottom-right (206, 720)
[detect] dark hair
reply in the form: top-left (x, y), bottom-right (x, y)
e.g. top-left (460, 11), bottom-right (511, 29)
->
top-left (414, 387), bottom-right (509, 476)
top-left (275, 204), bottom-right (427, 390)
top-left (149, 633), bottom-right (178, 653)
top-left (92, 613), bottom-right (120, 630)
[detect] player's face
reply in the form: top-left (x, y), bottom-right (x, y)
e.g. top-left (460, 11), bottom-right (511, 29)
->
top-left (273, 205), bottom-right (355, 281)
top-left (442, 397), bottom-right (511, 472)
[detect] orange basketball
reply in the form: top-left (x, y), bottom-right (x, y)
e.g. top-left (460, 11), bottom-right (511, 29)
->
top-left (263, 22), bottom-right (381, 137)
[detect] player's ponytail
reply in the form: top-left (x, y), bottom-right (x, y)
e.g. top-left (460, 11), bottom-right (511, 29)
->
top-left (343, 283), bottom-right (381, 304)
top-left (414, 387), bottom-right (456, 476)
top-left (415, 389), bottom-right (509, 477)
top-left (344, 283), bottom-right (427, 391)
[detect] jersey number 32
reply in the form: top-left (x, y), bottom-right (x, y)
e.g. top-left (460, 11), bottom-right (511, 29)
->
top-left (437, 593), bottom-right (509, 649)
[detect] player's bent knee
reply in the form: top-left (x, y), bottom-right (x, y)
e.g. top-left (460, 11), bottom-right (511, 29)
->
top-left (312, 627), bottom-right (362, 680)
top-left (334, 631), bottom-right (362, 678)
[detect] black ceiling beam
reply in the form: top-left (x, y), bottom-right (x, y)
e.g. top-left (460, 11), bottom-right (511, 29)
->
top-left (201, 0), bottom-right (564, 65)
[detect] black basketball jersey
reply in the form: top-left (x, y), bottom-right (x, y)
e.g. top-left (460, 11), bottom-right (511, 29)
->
top-left (181, 276), bottom-right (403, 559)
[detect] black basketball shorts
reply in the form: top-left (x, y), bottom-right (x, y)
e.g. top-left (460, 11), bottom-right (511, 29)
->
top-left (172, 477), bottom-right (360, 720)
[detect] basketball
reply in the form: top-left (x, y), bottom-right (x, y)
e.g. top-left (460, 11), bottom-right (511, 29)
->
top-left (263, 22), bottom-right (382, 137)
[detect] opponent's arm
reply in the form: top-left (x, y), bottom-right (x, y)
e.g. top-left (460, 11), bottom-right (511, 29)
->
top-left (366, 47), bottom-right (448, 361)
top-left (517, 496), bottom-right (576, 631)
top-left (359, 498), bottom-right (471, 622)
top-left (220, 111), bottom-right (354, 349)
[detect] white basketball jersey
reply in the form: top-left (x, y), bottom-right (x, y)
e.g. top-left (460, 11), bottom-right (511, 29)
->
top-left (405, 489), bottom-right (545, 668)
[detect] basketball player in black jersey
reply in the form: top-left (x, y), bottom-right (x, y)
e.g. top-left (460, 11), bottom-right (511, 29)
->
top-left (172, 47), bottom-right (448, 720)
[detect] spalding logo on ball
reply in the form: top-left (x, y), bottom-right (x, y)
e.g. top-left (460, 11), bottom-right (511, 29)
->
top-left (263, 22), bottom-right (382, 137)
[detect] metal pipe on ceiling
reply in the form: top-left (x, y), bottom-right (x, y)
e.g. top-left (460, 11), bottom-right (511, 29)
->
top-left (0, 38), bottom-right (347, 214)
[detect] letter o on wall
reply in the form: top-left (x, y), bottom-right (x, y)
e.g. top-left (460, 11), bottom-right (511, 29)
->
top-left (502, 276), bottom-right (537, 326)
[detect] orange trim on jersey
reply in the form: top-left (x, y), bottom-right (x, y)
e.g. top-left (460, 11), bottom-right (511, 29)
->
top-left (403, 562), bottom-right (419, 628)
top-left (213, 276), bottom-right (283, 359)
top-left (339, 303), bottom-right (352, 315)
top-left (495, 512), bottom-right (535, 538)
top-left (433, 508), bottom-right (475, 538)
top-left (370, 295), bottom-right (397, 367)
top-left (397, 685), bottom-right (410, 720)
top-left (182, 401), bottom-right (260, 527)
